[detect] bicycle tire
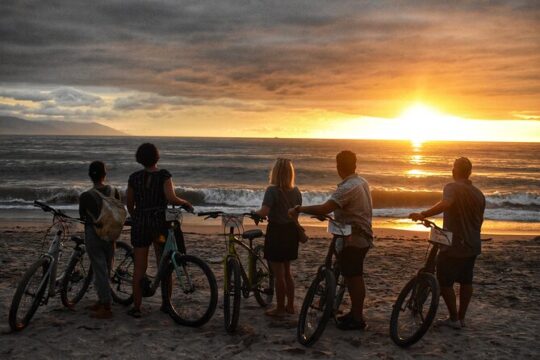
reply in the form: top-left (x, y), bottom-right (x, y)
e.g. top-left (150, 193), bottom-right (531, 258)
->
top-left (110, 241), bottom-right (134, 305)
top-left (390, 272), bottom-right (440, 347)
top-left (60, 252), bottom-right (93, 308)
top-left (252, 245), bottom-right (274, 307)
top-left (162, 254), bottom-right (218, 327)
top-left (223, 257), bottom-right (241, 333)
top-left (332, 270), bottom-right (347, 323)
top-left (297, 268), bottom-right (336, 346)
top-left (9, 257), bottom-right (51, 331)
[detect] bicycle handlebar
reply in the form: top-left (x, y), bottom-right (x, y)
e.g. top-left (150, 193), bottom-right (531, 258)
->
top-left (33, 200), bottom-right (84, 223)
top-left (197, 211), bottom-right (265, 224)
top-left (416, 218), bottom-right (445, 231)
top-left (311, 214), bottom-right (334, 222)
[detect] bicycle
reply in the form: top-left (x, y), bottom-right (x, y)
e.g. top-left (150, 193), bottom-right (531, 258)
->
top-left (296, 214), bottom-right (351, 346)
top-left (112, 206), bottom-right (218, 326)
top-left (389, 219), bottom-right (452, 347)
top-left (198, 211), bottom-right (274, 333)
top-left (9, 201), bottom-right (93, 331)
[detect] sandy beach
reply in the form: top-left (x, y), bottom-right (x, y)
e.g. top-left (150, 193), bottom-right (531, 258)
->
top-left (0, 220), bottom-right (538, 359)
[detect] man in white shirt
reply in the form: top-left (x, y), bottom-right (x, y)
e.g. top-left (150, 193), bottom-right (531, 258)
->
top-left (289, 150), bottom-right (373, 330)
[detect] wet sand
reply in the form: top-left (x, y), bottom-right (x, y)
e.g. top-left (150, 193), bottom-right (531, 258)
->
top-left (0, 220), bottom-right (539, 359)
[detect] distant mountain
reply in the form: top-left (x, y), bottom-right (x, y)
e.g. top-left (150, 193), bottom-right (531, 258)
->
top-left (0, 116), bottom-right (126, 136)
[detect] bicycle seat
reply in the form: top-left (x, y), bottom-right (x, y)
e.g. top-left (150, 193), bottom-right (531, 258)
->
top-left (242, 229), bottom-right (264, 240)
top-left (70, 236), bottom-right (84, 246)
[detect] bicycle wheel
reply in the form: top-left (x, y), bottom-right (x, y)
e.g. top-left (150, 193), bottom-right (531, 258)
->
top-left (390, 272), bottom-right (440, 347)
top-left (60, 251), bottom-right (93, 308)
top-left (297, 268), bottom-right (336, 346)
top-left (9, 257), bottom-right (51, 331)
top-left (162, 254), bottom-right (218, 327)
top-left (223, 257), bottom-right (241, 333)
top-left (110, 241), bottom-right (134, 305)
top-left (252, 245), bottom-right (274, 307)
top-left (333, 270), bottom-right (347, 322)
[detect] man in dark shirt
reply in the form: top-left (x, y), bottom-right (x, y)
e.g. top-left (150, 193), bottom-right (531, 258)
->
top-left (410, 157), bottom-right (485, 329)
top-left (79, 161), bottom-right (121, 319)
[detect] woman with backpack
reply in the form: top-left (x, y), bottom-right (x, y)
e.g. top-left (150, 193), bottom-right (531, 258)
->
top-left (126, 143), bottom-right (193, 318)
top-left (79, 161), bottom-right (124, 319)
top-left (253, 158), bottom-right (303, 317)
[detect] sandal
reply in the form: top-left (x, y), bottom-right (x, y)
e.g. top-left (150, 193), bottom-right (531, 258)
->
top-left (127, 308), bottom-right (142, 318)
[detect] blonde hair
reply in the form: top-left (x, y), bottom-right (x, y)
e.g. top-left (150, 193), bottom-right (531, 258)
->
top-left (269, 158), bottom-right (295, 189)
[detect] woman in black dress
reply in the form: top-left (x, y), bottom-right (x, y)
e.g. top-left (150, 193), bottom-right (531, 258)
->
top-left (254, 158), bottom-right (302, 316)
top-left (126, 143), bottom-right (193, 317)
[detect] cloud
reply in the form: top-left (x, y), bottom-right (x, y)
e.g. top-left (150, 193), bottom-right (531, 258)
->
top-left (0, 0), bottom-right (539, 120)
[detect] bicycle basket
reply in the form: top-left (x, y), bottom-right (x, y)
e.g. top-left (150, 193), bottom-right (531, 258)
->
top-left (327, 221), bottom-right (352, 236)
top-left (429, 227), bottom-right (452, 246)
top-left (165, 209), bottom-right (182, 222)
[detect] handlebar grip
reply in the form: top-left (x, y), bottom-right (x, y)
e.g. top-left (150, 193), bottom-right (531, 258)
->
top-left (197, 211), bottom-right (222, 217)
top-left (311, 215), bottom-right (330, 222)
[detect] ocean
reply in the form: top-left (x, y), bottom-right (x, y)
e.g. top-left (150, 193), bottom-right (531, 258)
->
top-left (0, 136), bottom-right (538, 234)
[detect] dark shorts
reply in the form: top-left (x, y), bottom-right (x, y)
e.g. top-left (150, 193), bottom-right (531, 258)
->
top-left (264, 222), bottom-right (299, 262)
top-left (437, 254), bottom-right (477, 287)
top-left (131, 223), bottom-right (167, 248)
top-left (337, 246), bottom-right (369, 277)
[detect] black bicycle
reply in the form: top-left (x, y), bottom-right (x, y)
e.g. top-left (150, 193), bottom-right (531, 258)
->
top-left (389, 219), bottom-right (452, 347)
top-left (297, 214), bottom-right (351, 346)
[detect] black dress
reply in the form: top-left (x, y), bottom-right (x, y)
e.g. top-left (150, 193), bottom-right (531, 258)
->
top-left (262, 186), bottom-right (302, 262)
top-left (128, 169), bottom-right (171, 248)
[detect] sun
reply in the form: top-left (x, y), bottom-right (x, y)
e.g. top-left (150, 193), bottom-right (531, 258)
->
top-left (397, 103), bottom-right (445, 145)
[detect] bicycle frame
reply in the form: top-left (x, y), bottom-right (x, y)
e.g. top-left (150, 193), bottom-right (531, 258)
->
top-left (145, 210), bottom-right (193, 296)
top-left (40, 217), bottom-right (85, 301)
top-left (417, 219), bottom-right (450, 276)
top-left (224, 226), bottom-right (267, 295)
top-left (198, 211), bottom-right (268, 296)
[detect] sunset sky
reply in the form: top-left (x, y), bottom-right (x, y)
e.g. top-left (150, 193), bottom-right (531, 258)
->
top-left (1, 1), bottom-right (539, 141)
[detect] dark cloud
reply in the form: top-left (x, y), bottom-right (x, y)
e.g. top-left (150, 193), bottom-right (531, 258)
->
top-left (1, 0), bottom-right (539, 119)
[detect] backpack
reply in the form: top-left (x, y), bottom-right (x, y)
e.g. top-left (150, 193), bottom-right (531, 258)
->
top-left (90, 187), bottom-right (127, 242)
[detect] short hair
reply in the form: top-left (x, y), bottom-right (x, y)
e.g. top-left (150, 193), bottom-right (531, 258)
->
top-left (336, 150), bottom-right (356, 174)
top-left (454, 157), bottom-right (472, 178)
top-left (136, 143), bottom-right (159, 167)
top-left (269, 158), bottom-right (295, 189)
top-left (88, 161), bottom-right (106, 183)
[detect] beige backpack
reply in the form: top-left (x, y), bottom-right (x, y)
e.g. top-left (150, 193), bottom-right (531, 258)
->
top-left (90, 188), bottom-right (127, 241)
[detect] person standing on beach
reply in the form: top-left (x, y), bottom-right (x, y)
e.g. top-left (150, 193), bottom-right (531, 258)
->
top-left (79, 161), bottom-right (121, 319)
top-left (289, 150), bottom-right (373, 330)
top-left (126, 143), bottom-right (193, 318)
top-left (410, 157), bottom-right (485, 329)
top-left (254, 158), bottom-right (302, 317)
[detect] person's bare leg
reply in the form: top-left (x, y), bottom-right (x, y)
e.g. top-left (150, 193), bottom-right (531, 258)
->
top-left (440, 286), bottom-right (459, 321)
top-left (346, 275), bottom-right (365, 321)
top-left (132, 247), bottom-right (149, 311)
top-left (266, 262), bottom-right (286, 315)
top-left (283, 261), bottom-right (295, 314)
top-left (458, 284), bottom-right (473, 321)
